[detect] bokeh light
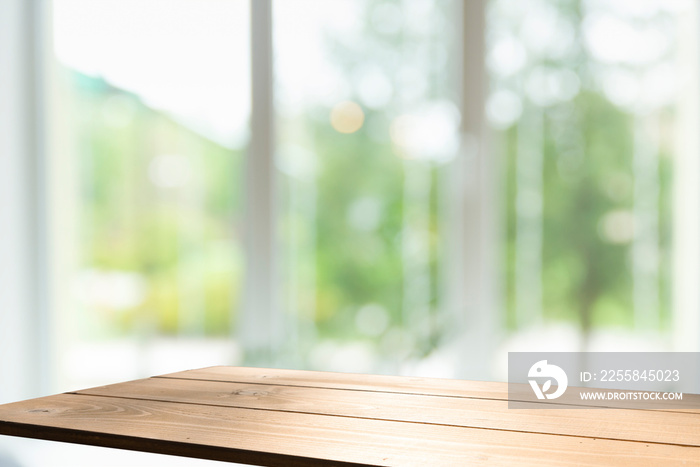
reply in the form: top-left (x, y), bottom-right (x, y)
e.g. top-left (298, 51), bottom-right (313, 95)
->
top-left (330, 100), bottom-right (365, 134)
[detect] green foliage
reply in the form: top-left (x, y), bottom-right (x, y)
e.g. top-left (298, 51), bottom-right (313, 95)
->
top-left (72, 0), bottom-right (674, 347)
top-left (72, 72), bottom-right (243, 337)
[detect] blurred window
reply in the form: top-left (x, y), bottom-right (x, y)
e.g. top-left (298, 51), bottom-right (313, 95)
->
top-left (274, 0), bottom-right (461, 374)
top-left (46, 0), bottom-right (700, 391)
top-left (52, 0), bottom-right (249, 387)
top-left (489, 0), bottom-right (694, 350)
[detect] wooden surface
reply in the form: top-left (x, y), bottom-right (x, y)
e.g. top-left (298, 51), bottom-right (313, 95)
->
top-left (0, 367), bottom-right (698, 466)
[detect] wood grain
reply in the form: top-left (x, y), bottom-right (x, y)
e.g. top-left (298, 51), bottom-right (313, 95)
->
top-left (75, 377), bottom-right (700, 447)
top-left (0, 393), bottom-right (698, 466)
top-left (159, 366), bottom-right (700, 412)
top-left (1, 367), bottom-right (699, 465)
top-left (158, 366), bottom-right (511, 399)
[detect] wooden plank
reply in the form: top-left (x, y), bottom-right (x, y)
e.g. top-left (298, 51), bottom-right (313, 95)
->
top-left (74, 377), bottom-right (700, 447)
top-left (158, 366), bottom-right (510, 399)
top-left (158, 366), bottom-right (700, 412)
top-left (0, 393), bottom-right (698, 466)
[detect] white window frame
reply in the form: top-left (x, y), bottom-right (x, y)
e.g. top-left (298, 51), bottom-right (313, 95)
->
top-left (238, 0), bottom-right (284, 364)
top-left (0, 0), bottom-right (52, 402)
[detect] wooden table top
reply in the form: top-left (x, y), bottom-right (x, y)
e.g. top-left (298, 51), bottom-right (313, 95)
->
top-left (0, 366), bottom-right (698, 466)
